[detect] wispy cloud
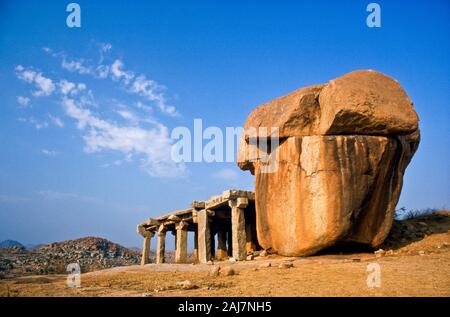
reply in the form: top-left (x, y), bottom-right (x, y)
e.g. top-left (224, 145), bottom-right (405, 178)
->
top-left (41, 149), bottom-right (58, 156)
top-left (37, 190), bottom-right (98, 204)
top-left (130, 74), bottom-right (177, 116)
top-left (15, 65), bottom-right (55, 97)
top-left (16, 44), bottom-right (184, 178)
top-left (18, 117), bottom-right (49, 129)
top-left (48, 114), bottom-right (64, 127)
top-left (44, 45), bottom-right (178, 116)
top-left (17, 96), bottom-right (30, 107)
top-left (110, 59), bottom-right (134, 83)
top-left (61, 58), bottom-right (93, 75)
top-left (61, 97), bottom-right (184, 177)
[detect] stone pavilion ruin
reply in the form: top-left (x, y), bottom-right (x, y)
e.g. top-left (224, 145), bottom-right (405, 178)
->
top-left (137, 190), bottom-right (259, 264)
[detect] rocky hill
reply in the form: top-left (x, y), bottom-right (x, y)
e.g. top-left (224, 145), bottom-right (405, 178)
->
top-left (0, 237), bottom-right (141, 278)
top-left (0, 240), bottom-right (25, 250)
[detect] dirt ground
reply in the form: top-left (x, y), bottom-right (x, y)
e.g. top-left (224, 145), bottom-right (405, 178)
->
top-left (1, 230), bottom-right (449, 297)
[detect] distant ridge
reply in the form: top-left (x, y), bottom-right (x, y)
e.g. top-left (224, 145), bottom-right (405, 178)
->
top-left (0, 236), bottom-right (141, 278)
top-left (0, 239), bottom-right (25, 249)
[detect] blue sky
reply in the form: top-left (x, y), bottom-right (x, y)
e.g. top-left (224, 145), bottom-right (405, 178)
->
top-left (0, 0), bottom-right (449, 248)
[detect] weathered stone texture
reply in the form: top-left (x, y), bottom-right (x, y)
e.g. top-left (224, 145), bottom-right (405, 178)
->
top-left (238, 70), bottom-right (420, 256)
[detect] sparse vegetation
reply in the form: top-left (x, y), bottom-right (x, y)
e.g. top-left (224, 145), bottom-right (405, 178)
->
top-left (394, 207), bottom-right (438, 220)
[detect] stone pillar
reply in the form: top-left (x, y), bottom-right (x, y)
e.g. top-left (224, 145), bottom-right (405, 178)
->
top-left (217, 229), bottom-right (228, 260)
top-left (245, 222), bottom-right (256, 253)
top-left (175, 221), bottom-right (188, 263)
top-left (193, 228), bottom-right (199, 262)
top-left (197, 209), bottom-right (211, 264)
top-left (156, 225), bottom-right (166, 264)
top-left (141, 231), bottom-right (154, 265)
top-left (229, 197), bottom-right (248, 261)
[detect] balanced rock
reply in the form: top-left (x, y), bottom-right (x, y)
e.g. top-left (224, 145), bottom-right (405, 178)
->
top-left (237, 70), bottom-right (420, 256)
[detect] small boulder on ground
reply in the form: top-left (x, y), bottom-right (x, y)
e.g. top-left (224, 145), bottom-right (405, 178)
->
top-left (221, 267), bottom-right (236, 276)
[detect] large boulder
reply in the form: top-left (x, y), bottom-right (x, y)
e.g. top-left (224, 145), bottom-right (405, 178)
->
top-left (238, 70), bottom-right (420, 256)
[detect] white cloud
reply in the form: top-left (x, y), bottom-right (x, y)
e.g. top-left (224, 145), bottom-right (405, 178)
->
top-left (96, 65), bottom-right (109, 78)
top-left (18, 117), bottom-right (49, 129)
top-left (49, 115), bottom-right (64, 128)
top-left (111, 59), bottom-right (134, 83)
top-left (59, 79), bottom-right (76, 95)
top-left (37, 190), bottom-right (98, 204)
top-left (47, 47), bottom-right (179, 116)
top-left (41, 149), bottom-right (57, 156)
top-left (16, 66), bottom-right (55, 97)
top-left (101, 43), bottom-right (112, 52)
top-left (17, 96), bottom-right (30, 107)
top-left (61, 58), bottom-right (92, 74)
top-left (58, 79), bottom-right (86, 95)
top-left (61, 97), bottom-right (185, 177)
top-left (33, 73), bottom-right (55, 96)
top-left (117, 110), bottom-right (138, 123)
top-left (15, 47), bottom-right (183, 178)
top-left (135, 101), bottom-right (152, 112)
top-left (212, 168), bottom-right (240, 180)
top-left (130, 75), bottom-right (177, 116)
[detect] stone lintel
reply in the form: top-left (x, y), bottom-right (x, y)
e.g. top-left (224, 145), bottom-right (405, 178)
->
top-left (137, 224), bottom-right (155, 238)
top-left (228, 197), bottom-right (249, 209)
top-left (191, 201), bottom-right (205, 210)
top-left (168, 214), bottom-right (181, 222)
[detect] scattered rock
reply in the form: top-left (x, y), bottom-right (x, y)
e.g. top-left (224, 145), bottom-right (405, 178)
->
top-left (246, 254), bottom-right (254, 261)
top-left (221, 267), bottom-right (236, 276)
top-left (418, 250), bottom-right (425, 256)
top-left (259, 250), bottom-right (268, 257)
top-left (278, 262), bottom-right (294, 269)
top-left (176, 280), bottom-right (197, 290)
top-left (209, 266), bottom-right (220, 277)
top-left (374, 249), bottom-right (385, 258)
top-left (259, 262), bottom-right (271, 268)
